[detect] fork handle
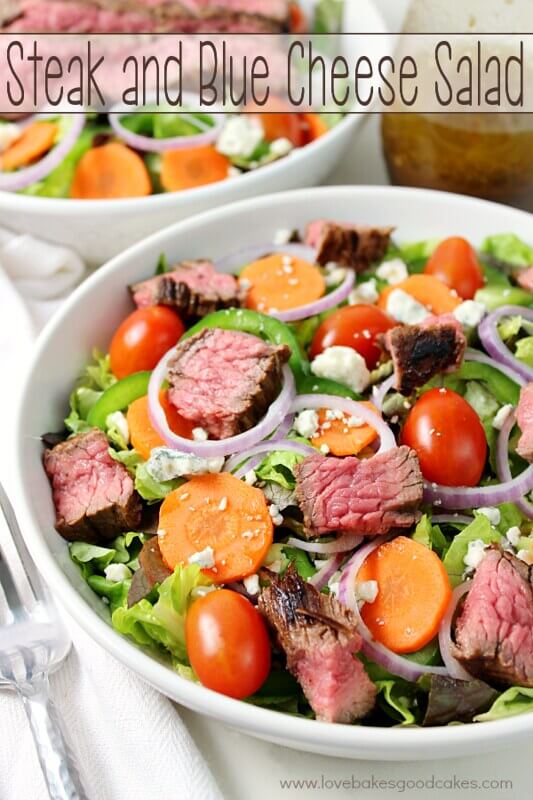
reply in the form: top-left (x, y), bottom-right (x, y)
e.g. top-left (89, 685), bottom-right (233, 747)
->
top-left (18, 675), bottom-right (88, 800)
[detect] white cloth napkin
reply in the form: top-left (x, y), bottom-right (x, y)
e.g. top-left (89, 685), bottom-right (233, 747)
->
top-left (0, 228), bottom-right (222, 800)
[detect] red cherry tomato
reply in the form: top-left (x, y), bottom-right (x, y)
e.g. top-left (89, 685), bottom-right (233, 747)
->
top-left (185, 589), bottom-right (271, 699)
top-left (424, 237), bottom-right (484, 300)
top-left (245, 97), bottom-right (305, 147)
top-left (310, 304), bottom-right (396, 370)
top-left (401, 388), bottom-right (487, 487)
top-left (110, 306), bottom-right (185, 379)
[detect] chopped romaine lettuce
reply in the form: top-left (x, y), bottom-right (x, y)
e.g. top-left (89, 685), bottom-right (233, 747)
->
top-left (442, 515), bottom-right (501, 587)
top-left (474, 686), bottom-right (533, 722)
top-left (282, 546), bottom-right (317, 581)
top-left (65, 350), bottom-right (116, 434)
top-left (375, 680), bottom-right (417, 725)
top-left (515, 336), bottom-right (533, 367)
top-left (313, 0), bottom-right (344, 34)
top-left (109, 448), bottom-right (182, 502)
top-left (481, 233), bottom-right (533, 269)
top-left (412, 515), bottom-right (447, 557)
top-left (255, 448), bottom-right (305, 490)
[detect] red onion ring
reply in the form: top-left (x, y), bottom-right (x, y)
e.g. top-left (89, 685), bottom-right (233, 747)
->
top-left (148, 349), bottom-right (295, 458)
top-left (108, 92), bottom-right (224, 152)
top-left (290, 394), bottom-right (396, 454)
top-left (465, 348), bottom-right (525, 387)
top-left (371, 374), bottom-right (395, 411)
top-left (0, 112), bottom-right (85, 192)
top-left (224, 438), bottom-right (315, 478)
top-left (270, 271), bottom-right (355, 323)
top-left (496, 408), bottom-right (533, 519)
top-left (478, 305), bottom-right (533, 383)
top-left (271, 413), bottom-right (294, 442)
top-left (337, 536), bottom-right (449, 680)
top-left (309, 553), bottom-right (344, 590)
top-left (423, 459), bottom-right (533, 509)
top-left (286, 534), bottom-right (362, 555)
top-left (437, 581), bottom-right (473, 680)
top-left (432, 514), bottom-right (474, 526)
top-left (214, 243), bottom-right (317, 274)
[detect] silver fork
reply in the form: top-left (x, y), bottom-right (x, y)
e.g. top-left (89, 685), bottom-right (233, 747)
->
top-left (0, 482), bottom-right (88, 800)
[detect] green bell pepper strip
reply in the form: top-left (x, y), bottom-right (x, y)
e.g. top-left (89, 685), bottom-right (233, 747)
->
top-left (475, 286), bottom-right (533, 311)
top-left (455, 361), bottom-right (520, 406)
top-left (297, 375), bottom-right (361, 401)
top-left (182, 309), bottom-right (308, 381)
top-left (87, 371), bottom-right (151, 430)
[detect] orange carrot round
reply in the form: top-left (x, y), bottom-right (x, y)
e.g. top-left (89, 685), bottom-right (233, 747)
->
top-left (158, 473), bottom-right (274, 584)
top-left (0, 121), bottom-right (58, 171)
top-left (357, 536), bottom-right (452, 654)
top-left (377, 275), bottom-right (461, 316)
top-left (127, 392), bottom-right (194, 461)
top-left (301, 113), bottom-right (329, 142)
top-left (240, 253), bottom-right (325, 313)
top-left (312, 402), bottom-right (379, 457)
top-left (160, 145), bottom-right (229, 192)
top-left (70, 142), bottom-right (152, 199)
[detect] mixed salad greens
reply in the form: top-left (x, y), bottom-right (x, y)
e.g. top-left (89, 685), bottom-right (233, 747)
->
top-left (44, 226), bottom-right (533, 728)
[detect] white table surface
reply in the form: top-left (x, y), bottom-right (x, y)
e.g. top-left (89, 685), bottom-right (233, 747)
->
top-left (177, 2), bottom-right (532, 797)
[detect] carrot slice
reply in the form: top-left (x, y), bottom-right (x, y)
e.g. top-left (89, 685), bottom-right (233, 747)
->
top-left (301, 113), bottom-right (329, 143)
top-left (240, 253), bottom-right (325, 313)
top-left (127, 392), bottom-right (194, 461)
top-left (158, 473), bottom-right (274, 584)
top-left (0, 121), bottom-right (58, 171)
top-left (377, 275), bottom-right (461, 316)
top-left (289, 2), bottom-right (307, 33)
top-left (70, 142), bottom-right (152, 199)
top-left (160, 145), bottom-right (229, 192)
top-left (357, 536), bottom-right (452, 654)
top-left (312, 402), bottom-right (379, 457)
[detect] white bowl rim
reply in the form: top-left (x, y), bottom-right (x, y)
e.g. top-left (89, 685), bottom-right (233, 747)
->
top-left (14, 185), bottom-right (533, 758)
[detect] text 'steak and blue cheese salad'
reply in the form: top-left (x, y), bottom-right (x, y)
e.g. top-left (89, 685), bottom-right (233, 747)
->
top-left (43, 222), bottom-right (533, 727)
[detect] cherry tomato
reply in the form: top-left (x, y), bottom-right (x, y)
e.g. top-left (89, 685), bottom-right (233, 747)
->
top-left (185, 589), bottom-right (271, 699)
top-left (245, 97), bottom-right (305, 147)
top-left (401, 387), bottom-right (487, 487)
top-left (110, 306), bottom-right (185, 379)
top-left (310, 305), bottom-right (396, 370)
top-left (424, 237), bottom-right (484, 300)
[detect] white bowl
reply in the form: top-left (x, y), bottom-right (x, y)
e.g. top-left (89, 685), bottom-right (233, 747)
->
top-left (14, 186), bottom-right (533, 760)
top-left (0, 1), bottom-right (387, 267)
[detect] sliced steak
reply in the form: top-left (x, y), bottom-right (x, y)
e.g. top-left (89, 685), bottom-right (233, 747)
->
top-left (516, 383), bottom-right (533, 463)
top-left (130, 261), bottom-right (245, 321)
top-left (43, 429), bottom-right (141, 542)
top-left (295, 446), bottom-right (423, 537)
top-left (382, 315), bottom-right (466, 395)
top-left (453, 548), bottom-right (533, 687)
top-left (305, 219), bottom-right (394, 272)
top-left (515, 266), bottom-right (533, 292)
top-left (167, 327), bottom-right (290, 440)
top-left (258, 566), bottom-right (376, 722)
top-left (127, 536), bottom-right (171, 606)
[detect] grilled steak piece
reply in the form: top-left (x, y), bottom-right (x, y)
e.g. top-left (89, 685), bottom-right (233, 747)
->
top-left (295, 446), bottom-right (423, 537)
top-left (130, 261), bottom-right (245, 322)
top-left (305, 219), bottom-right (394, 272)
top-left (381, 315), bottom-right (466, 396)
top-left (167, 327), bottom-right (290, 440)
top-left (258, 566), bottom-right (377, 722)
top-left (516, 266), bottom-right (533, 292)
top-left (453, 548), bottom-right (533, 688)
top-left (43, 429), bottom-right (141, 542)
top-left (127, 536), bottom-right (171, 607)
top-left (516, 383), bottom-right (533, 463)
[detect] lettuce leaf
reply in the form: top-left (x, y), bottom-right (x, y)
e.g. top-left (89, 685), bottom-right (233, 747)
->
top-left (515, 336), bottom-right (533, 368)
top-left (109, 449), bottom-right (181, 502)
top-left (255, 448), bottom-right (305, 490)
top-left (112, 564), bottom-right (211, 662)
top-left (481, 233), bottom-right (533, 268)
top-left (282, 545), bottom-right (317, 580)
top-left (64, 350), bottom-right (116, 434)
top-left (498, 315), bottom-right (523, 342)
top-left (474, 687), bottom-right (533, 722)
top-left (375, 680), bottom-right (417, 725)
top-left (442, 515), bottom-right (501, 587)
top-left (313, 0), bottom-right (344, 34)
top-left (412, 515), bottom-right (448, 557)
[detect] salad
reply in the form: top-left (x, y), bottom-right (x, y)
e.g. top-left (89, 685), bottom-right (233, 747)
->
top-left (42, 222), bottom-right (533, 727)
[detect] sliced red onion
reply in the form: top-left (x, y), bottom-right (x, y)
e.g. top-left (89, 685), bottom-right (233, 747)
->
top-left (286, 534), bottom-right (362, 555)
top-left (224, 438), bottom-right (315, 478)
top-left (309, 553), bottom-right (344, 590)
top-left (478, 306), bottom-right (533, 383)
top-left (270, 271), bottom-right (355, 323)
top-left (337, 537), bottom-right (449, 681)
top-left (371, 374), bottom-right (395, 411)
top-left (214, 243), bottom-right (317, 274)
top-left (465, 348), bottom-right (525, 387)
top-left (437, 582), bottom-right (473, 680)
top-left (0, 112), bottom-right (85, 192)
top-left (271, 413), bottom-right (294, 442)
top-left (291, 394), bottom-right (396, 454)
top-left (432, 514), bottom-right (474, 526)
top-left (148, 349), bottom-right (295, 458)
top-left (108, 92), bottom-right (224, 152)
top-left (496, 408), bottom-right (533, 519)
top-left (423, 459), bottom-right (533, 509)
